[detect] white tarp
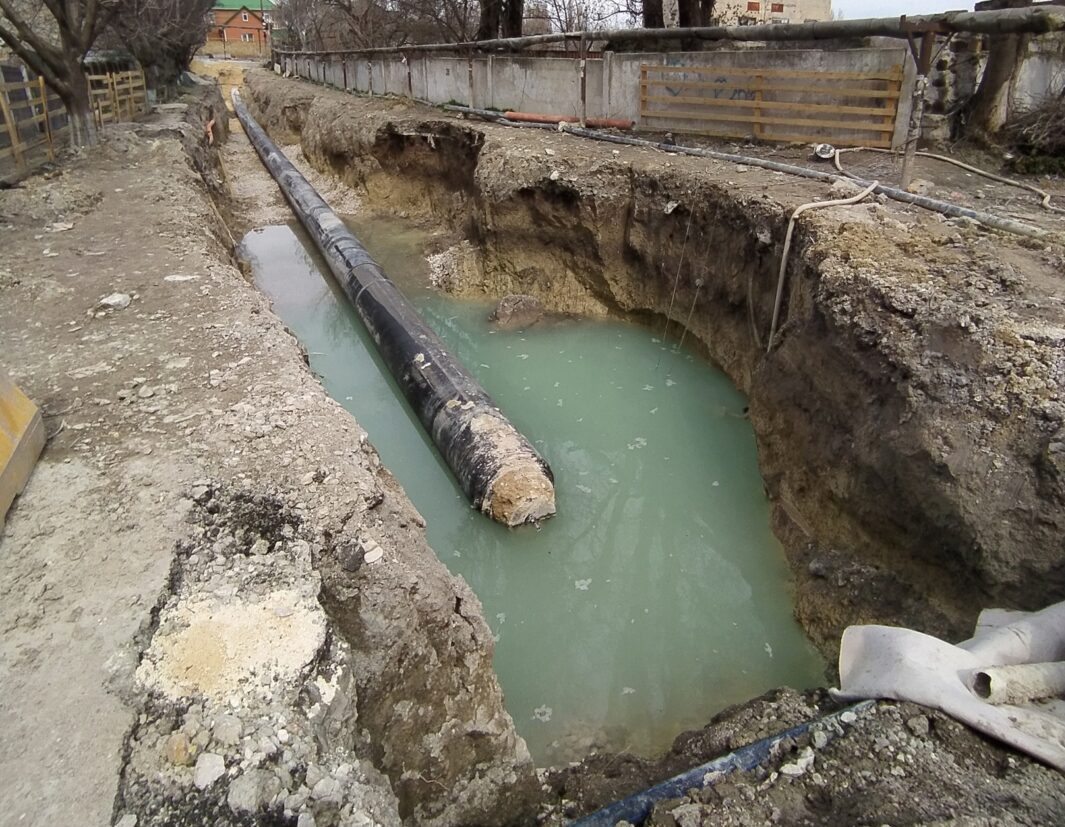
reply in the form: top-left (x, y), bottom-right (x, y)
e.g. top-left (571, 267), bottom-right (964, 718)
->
top-left (833, 601), bottom-right (1065, 771)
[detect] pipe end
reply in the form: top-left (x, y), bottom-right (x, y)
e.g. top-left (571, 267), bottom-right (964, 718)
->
top-left (485, 465), bottom-right (556, 527)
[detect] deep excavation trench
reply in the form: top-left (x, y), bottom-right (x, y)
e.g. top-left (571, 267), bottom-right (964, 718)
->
top-left (240, 214), bottom-right (827, 766)
top-left (227, 70), bottom-right (1065, 822)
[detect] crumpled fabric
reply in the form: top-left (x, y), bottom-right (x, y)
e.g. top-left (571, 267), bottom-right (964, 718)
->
top-left (833, 601), bottom-right (1065, 771)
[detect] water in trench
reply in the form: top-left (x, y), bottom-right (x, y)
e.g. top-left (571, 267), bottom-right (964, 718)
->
top-left (241, 218), bottom-right (825, 764)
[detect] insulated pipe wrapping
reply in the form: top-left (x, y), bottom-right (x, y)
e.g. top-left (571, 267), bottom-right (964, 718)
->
top-left (232, 90), bottom-right (556, 526)
top-left (958, 601), bottom-right (1065, 665)
top-left (970, 662), bottom-right (1065, 706)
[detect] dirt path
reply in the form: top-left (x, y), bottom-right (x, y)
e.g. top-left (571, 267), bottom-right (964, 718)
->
top-left (0, 113), bottom-right (225, 825)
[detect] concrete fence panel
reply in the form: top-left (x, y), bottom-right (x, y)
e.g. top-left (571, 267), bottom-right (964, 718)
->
top-left (279, 46), bottom-right (920, 148)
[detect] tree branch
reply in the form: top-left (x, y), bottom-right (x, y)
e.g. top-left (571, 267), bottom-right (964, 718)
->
top-left (0, 0), bottom-right (66, 65)
top-left (0, 17), bottom-right (70, 96)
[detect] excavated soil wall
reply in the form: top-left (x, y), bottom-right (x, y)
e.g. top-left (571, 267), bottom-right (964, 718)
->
top-left (244, 70), bottom-right (1065, 654)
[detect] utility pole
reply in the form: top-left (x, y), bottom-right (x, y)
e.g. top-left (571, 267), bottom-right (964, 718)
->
top-left (899, 16), bottom-right (944, 189)
top-left (259, 0), bottom-right (265, 56)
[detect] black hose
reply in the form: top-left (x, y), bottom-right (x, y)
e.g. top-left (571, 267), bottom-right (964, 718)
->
top-left (232, 91), bottom-right (556, 526)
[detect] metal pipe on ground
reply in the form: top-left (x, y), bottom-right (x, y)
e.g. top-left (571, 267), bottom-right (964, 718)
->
top-left (555, 125), bottom-right (1061, 244)
top-left (273, 7), bottom-right (1065, 57)
top-left (501, 111), bottom-right (634, 130)
top-left (231, 90), bottom-right (556, 527)
top-left (445, 104), bottom-right (1060, 243)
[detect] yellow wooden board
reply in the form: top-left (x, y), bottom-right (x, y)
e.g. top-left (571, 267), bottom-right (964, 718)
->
top-left (639, 62), bottom-right (903, 148)
top-left (0, 371), bottom-right (45, 531)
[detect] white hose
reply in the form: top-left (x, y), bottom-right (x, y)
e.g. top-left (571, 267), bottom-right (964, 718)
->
top-left (835, 146), bottom-right (1064, 214)
top-left (970, 662), bottom-right (1065, 705)
top-left (766, 180), bottom-right (879, 353)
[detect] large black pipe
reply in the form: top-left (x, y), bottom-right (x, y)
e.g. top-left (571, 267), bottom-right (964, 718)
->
top-left (232, 90), bottom-right (555, 526)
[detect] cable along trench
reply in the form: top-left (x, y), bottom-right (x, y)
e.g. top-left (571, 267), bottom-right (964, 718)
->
top-left (232, 90), bottom-right (555, 527)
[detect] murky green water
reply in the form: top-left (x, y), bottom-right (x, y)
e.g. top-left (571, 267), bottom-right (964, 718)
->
top-left (241, 219), bottom-right (824, 765)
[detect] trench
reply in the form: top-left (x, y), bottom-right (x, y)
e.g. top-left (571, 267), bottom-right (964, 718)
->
top-left (239, 213), bottom-right (825, 766)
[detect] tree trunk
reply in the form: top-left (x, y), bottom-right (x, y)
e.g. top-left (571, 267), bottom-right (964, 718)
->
top-left (968, 32), bottom-right (1028, 134)
top-left (643, 0), bottom-right (664, 28)
top-left (63, 61), bottom-right (98, 149)
top-left (476, 0), bottom-right (501, 39)
top-left (502, 0), bottom-right (523, 38)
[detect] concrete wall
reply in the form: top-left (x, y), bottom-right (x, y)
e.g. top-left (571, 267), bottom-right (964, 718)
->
top-left (924, 32), bottom-right (1064, 140)
top-left (282, 45), bottom-right (913, 148)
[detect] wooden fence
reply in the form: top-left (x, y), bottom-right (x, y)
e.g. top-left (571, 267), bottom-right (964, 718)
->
top-left (87, 69), bottom-right (148, 127)
top-left (1, 68), bottom-right (147, 179)
top-left (0, 76), bottom-right (65, 172)
top-left (639, 63), bottom-right (904, 148)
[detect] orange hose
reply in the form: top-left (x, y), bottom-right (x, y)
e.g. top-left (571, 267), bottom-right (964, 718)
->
top-left (502, 111), bottom-right (633, 129)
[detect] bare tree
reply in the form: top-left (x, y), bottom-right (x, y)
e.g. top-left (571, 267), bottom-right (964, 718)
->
top-left (678, 0), bottom-right (712, 26)
top-left (280, 0), bottom-right (478, 48)
top-left (642, 0), bottom-right (663, 27)
top-left (0, 0), bottom-right (119, 146)
top-left (968, 30), bottom-right (1030, 134)
top-left (475, 0), bottom-right (501, 38)
top-left (501, 0), bottom-right (521, 36)
top-left (966, 0), bottom-right (1034, 135)
top-left (104, 0), bottom-right (214, 90)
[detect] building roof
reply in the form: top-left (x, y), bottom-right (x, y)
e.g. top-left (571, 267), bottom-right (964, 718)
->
top-left (213, 0), bottom-right (276, 10)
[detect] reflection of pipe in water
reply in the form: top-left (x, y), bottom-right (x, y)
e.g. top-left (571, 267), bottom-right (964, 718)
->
top-left (232, 90), bottom-right (555, 526)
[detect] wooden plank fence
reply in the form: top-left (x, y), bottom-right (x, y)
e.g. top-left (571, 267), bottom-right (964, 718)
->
top-left (87, 68), bottom-right (148, 127)
top-left (639, 63), bottom-right (904, 148)
top-left (0, 77), bottom-right (62, 170)
top-left (1, 68), bottom-right (147, 179)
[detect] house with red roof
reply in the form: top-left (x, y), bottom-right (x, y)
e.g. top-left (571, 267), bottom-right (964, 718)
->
top-left (205, 1), bottom-right (277, 56)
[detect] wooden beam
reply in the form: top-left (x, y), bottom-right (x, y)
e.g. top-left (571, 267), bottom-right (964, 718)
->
top-left (641, 108), bottom-right (896, 132)
top-left (642, 65), bottom-right (903, 81)
top-left (0, 88), bottom-right (24, 170)
top-left (641, 93), bottom-right (895, 117)
top-left (641, 78), bottom-right (903, 99)
top-left (635, 124), bottom-right (894, 148)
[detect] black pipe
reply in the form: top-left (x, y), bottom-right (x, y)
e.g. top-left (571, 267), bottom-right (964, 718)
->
top-left (232, 90), bottom-right (555, 526)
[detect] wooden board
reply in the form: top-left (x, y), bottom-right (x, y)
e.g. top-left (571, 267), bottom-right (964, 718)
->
top-left (639, 62), bottom-right (904, 149)
top-left (0, 371), bottom-right (46, 531)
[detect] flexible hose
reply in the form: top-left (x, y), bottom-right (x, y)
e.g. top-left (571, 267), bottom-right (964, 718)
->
top-left (767, 180), bottom-right (879, 353)
top-left (443, 106), bottom-right (1062, 244)
top-left (835, 145), bottom-right (1064, 213)
top-left (571, 700), bottom-right (876, 827)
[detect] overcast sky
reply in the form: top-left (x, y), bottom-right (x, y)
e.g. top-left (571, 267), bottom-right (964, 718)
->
top-left (834, 0), bottom-right (974, 18)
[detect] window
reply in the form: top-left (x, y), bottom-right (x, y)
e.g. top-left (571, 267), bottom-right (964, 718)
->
top-left (747, 1), bottom-right (759, 9)
top-left (242, 32), bottom-right (253, 41)
top-left (241, 12), bottom-right (249, 21)
top-left (771, 2), bottom-right (784, 11)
